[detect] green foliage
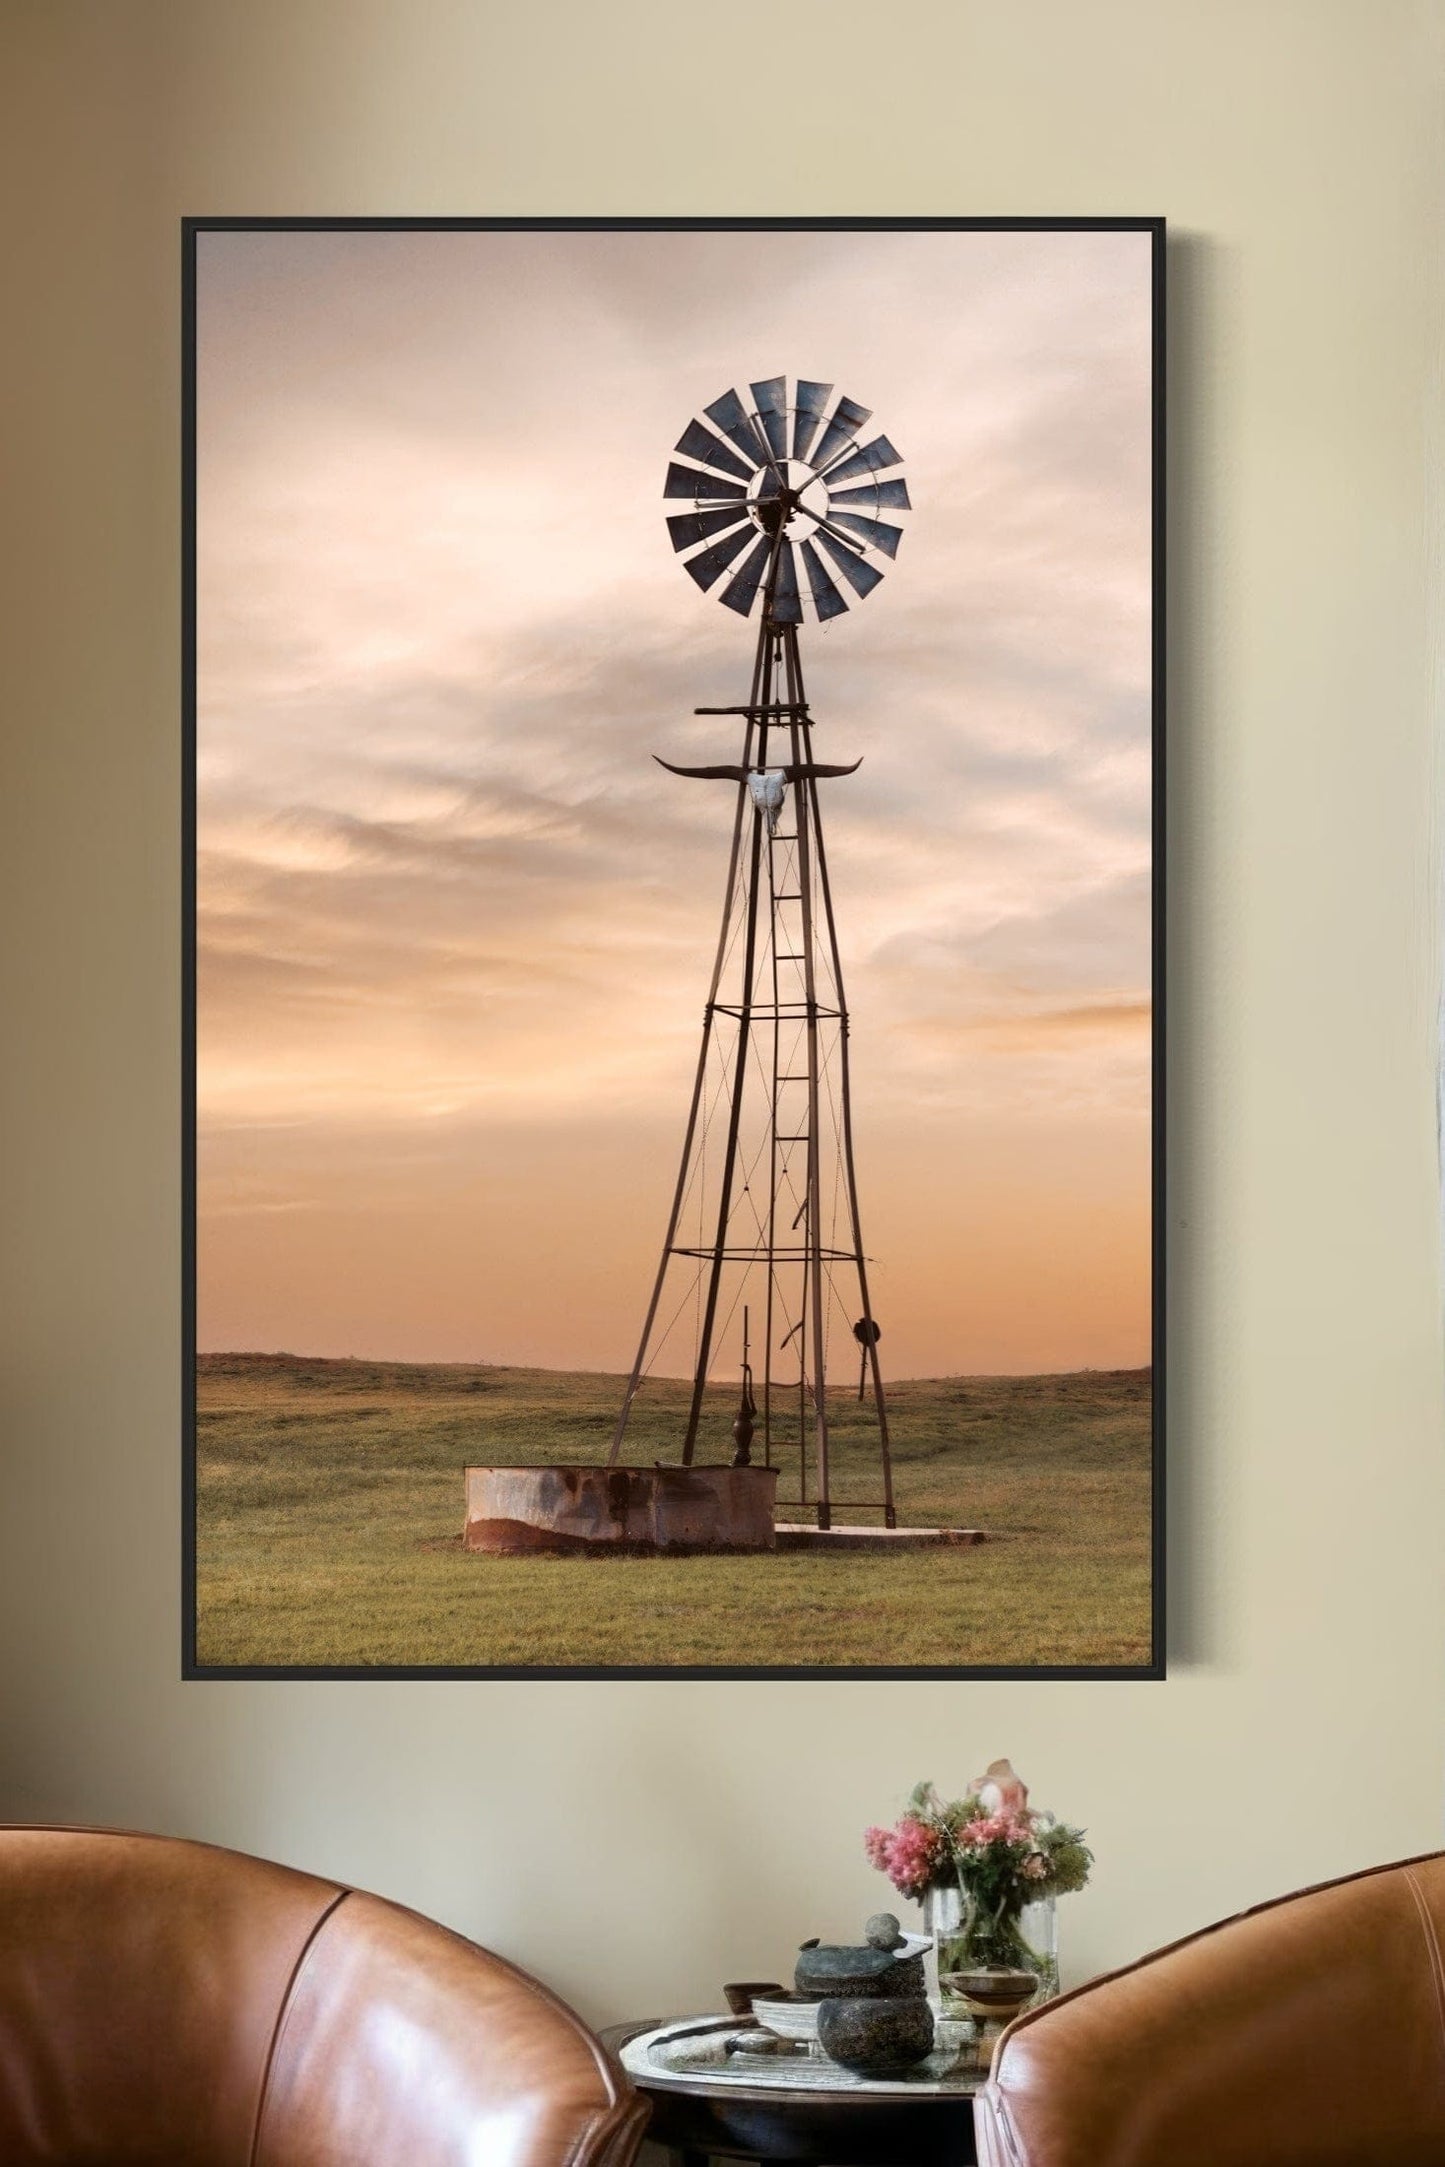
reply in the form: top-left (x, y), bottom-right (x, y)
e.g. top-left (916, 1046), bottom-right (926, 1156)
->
top-left (1037, 1823), bottom-right (1094, 1897)
top-left (194, 1356), bottom-right (1153, 1669)
top-left (905, 1780), bottom-right (981, 1840)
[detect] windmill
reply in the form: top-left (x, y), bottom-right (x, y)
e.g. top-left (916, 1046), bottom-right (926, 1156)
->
top-left (609, 376), bottom-right (907, 1532)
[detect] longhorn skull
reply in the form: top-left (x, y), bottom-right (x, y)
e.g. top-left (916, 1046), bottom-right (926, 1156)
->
top-left (653, 755), bottom-right (862, 838)
top-left (747, 769), bottom-right (788, 834)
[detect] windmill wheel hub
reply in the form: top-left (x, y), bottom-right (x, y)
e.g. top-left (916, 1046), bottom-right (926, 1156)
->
top-left (753, 482), bottom-right (800, 536)
top-left (754, 490), bottom-right (791, 537)
top-left (751, 465), bottom-right (830, 538)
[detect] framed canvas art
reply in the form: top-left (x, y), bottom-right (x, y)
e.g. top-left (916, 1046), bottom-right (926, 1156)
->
top-left (184, 217), bottom-right (1163, 1678)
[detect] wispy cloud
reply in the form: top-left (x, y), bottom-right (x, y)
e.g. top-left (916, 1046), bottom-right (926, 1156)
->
top-left (197, 226), bottom-right (1152, 1372)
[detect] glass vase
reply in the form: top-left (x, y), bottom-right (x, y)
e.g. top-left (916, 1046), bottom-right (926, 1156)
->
top-left (925, 1883), bottom-right (1059, 2015)
top-left (1015, 1895), bottom-right (1060, 2002)
top-left (923, 1880), bottom-right (967, 2014)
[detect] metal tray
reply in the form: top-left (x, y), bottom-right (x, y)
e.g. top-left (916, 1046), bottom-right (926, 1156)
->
top-left (620, 2015), bottom-right (985, 2097)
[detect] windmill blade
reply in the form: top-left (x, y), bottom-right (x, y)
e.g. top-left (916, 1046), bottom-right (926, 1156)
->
top-left (809, 507), bottom-right (889, 555)
top-left (814, 526), bottom-right (885, 600)
top-left (719, 535), bottom-right (773, 616)
top-left (808, 393), bottom-right (872, 477)
top-left (826, 509), bottom-right (904, 559)
top-left (682, 522), bottom-right (758, 592)
top-left (818, 432), bottom-right (903, 486)
top-left (829, 477), bottom-right (912, 512)
top-left (750, 377), bottom-right (789, 463)
top-left (800, 537), bottom-right (850, 622)
top-left (770, 536), bottom-right (803, 624)
top-left (653, 757), bottom-right (749, 781)
top-left (665, 461), bottom-right (747, 503)
top-left (666, 506), bottom-right (750, 554)
top-left (780, 759), bottom-right (863, 781)
top-left (704, 387), bottom-right (773, 469)
top-left (674, 418), bottom-right (755, 485)
top-left (793, 380), bottom-right (833, 462)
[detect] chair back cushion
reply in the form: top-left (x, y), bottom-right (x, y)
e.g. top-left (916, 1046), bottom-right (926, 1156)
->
top-left (0, 1827), bottom-right (644, 2167)
top-left (975, 1850), bottom-right (1445, 2167)
top-left (253, 1888), bottom-right (638, 2167)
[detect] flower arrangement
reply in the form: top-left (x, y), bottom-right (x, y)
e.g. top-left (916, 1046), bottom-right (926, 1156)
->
top-left (864, 1760), bottom-right (1091, 1998)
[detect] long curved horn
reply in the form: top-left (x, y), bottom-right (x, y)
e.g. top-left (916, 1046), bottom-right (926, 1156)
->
top-left (652, 757), bottom-right (750, 781)
top-left (779, 759), bottom-right (863, 782)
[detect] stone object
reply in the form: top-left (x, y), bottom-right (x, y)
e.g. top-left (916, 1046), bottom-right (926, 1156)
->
top-left (724, 2029), bottom-right (805, 2058)
top-left (795, 1926), bottom-right (927, 2002)
top-left (463, 1464), bottom-right (778, 1555)
top-left (816, 1995), bottom-right (935, 2076)
top-left (865, 1912), bottom-right (905, 1950)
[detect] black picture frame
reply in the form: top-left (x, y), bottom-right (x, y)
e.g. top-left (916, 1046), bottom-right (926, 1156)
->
top-left (183, 216), bottom-right (1165, 1682)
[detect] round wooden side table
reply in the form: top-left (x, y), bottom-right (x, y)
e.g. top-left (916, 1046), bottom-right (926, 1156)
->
top-left (602, 2017), bottom-right (980, 2167)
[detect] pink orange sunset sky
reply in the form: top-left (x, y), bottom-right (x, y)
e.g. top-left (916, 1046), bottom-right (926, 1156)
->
top-left (196, 226), bottom-right (1153, 1379)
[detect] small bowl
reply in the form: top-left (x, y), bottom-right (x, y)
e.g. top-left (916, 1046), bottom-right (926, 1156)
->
top-left (750, 1992), bottom-right (822, 2043)
top-left (723, 1979), bottom-right (785, 2017)
top-left (941, 1967), bottom-right (1038, 2023)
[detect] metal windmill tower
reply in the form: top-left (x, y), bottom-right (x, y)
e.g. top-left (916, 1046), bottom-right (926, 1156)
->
top-left (610, 376), bottom-right (908, 1532)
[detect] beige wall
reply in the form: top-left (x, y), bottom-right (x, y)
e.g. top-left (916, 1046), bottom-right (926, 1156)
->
top-left (2, 0), bottom-right (1443, 2028)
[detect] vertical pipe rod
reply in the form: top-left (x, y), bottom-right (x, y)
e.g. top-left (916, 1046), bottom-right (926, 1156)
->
top-left (804, 751), bottom-right (897, 1525)
top-left (679, 631), bottom-right (774, 1461)
top-left (610, 624), bottom-right (767, 1462)
top-left (783, 626), bottom-right (832, 1529)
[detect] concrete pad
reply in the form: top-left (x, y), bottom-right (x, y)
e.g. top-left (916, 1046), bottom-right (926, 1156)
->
top-left (774, 1523), bottom-right (987, 1552)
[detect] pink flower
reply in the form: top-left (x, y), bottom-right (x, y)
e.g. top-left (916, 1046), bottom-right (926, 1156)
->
top-left (863, 1813), bottom-right (948, 1900)
top-left (961, 1811), bottom-right (1026, 1846)
top-left (1022, 1852), bottom-right (1049, 1880)
top-left (959, 1809), bottom-right (1032, 1849)
top-left (969, 1758), bottom-right (1030, 1818)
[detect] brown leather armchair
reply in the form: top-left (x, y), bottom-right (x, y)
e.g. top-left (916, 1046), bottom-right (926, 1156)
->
top-left (976, 1850), bottom-right (1445, 2167)
top-left (0, 1825), bottom-right (649, 2166)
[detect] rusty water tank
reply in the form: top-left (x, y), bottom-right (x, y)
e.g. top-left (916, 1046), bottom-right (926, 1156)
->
top-left (463, 1463), bottom-right (778, 1555)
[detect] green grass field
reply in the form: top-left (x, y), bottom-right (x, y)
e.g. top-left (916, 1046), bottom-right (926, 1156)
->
top-left (193, 1355), bottom-right (1153, 1670)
